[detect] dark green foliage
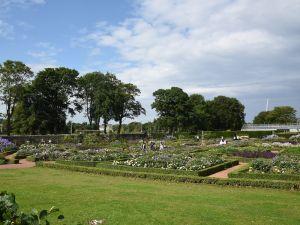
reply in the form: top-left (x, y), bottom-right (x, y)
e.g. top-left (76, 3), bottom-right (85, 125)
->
top-left (0, 60), bottom-right (33, 136)
top-left (253, 106), bottom-right (297, 124)
top-left (197, 160), bottom-right (239, 176)
top-left (206, 96), bottom-right (245, 130)
top-left (152, 88), bottom-right (245, 132)
top-left (13, 67), bottom-right (81, 134)
top-left (152, 87), bottom-right (192, 133)
top-left (0, 191), bottom-right (64, 224)
top-left (38, 162), bottom-right (300, 190)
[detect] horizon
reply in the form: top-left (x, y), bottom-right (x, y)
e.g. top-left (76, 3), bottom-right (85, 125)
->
top-left (1, 0), bottom-right (299, 124)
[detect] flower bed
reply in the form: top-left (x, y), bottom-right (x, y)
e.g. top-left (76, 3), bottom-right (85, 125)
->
top-left (113, 153), bottom-right (224, 171)
top-left (232, 150), bottom-right (276, 159)
top-left (16, 143), bottom-right (130, 162)
top-left (249, 155), bottom-right (300, 174)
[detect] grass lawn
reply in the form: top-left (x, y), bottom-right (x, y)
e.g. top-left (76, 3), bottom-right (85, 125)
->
top-left (0, 168), bottom-right (300, 225)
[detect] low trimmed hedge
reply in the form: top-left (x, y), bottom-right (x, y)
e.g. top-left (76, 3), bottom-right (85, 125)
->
top-left (197, 160), bottom-right (239, 176)
top-left (37, 162), bottom-right (300, 190)
top-left (56, 160), bottom-right (239, 177)
top-left (229, 171), bottom-right (300, 181)
top-left (55, 160), bottom-right (99, 167)
top-left (95, 162), bottom-right (198, 176)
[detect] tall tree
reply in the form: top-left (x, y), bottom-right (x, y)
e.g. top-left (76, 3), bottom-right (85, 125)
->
top-left (78, 72), bottom-right (120, 132)
top-left (253, 106), bottom-right (297, 124)
top-left (13, 67), bottom-right (81, 134)
top-left (0, 60), bottom-right (33, 135)
top-left (151, 87), bottom-right (190, 133)
top-left (206, 96), bottom-right (245, 130)
top-left (188, 94), bottom-right (208, 131)
top-left (113, 83), bottom-right (145, 134)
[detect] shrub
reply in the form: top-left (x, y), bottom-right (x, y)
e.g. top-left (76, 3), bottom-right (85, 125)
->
top-left (0, 191), bottom-right (64, 225)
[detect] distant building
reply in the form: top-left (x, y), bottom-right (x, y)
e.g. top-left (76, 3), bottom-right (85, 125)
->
top-left (242, 123), bottom-right (300, 132)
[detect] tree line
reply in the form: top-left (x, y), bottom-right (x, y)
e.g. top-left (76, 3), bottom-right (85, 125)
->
top-left (1, 60), bottom-right (296, 135)
top-left (0, 60), bottom-right (145, 135)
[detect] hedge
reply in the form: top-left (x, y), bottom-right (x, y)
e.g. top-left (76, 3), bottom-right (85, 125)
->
top-left (229, 171), bottom-right (300, 181)
top-left (197, 160), bottom-right (239, 176)
top-left (37, 162), bottom-right (300, 190)
top-left (95, 162), bottom-right (198, 176)
top-left (55, 160), bottom-right (99, 167)
top-left (56, 160), bottom-right (239, 177)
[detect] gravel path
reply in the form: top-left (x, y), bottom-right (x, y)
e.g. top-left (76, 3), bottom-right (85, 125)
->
top-left (0, 154), bottom-right (35, 169)
top-left (209, 163), bottom-right (247, 179)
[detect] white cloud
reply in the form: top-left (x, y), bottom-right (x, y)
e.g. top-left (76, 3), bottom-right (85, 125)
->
top-left (76, 0), bottom-right (300, 121)
top-left (27, 42), bottom-right (61, 72)
top-left (0, 19), bottom-right (13, 39)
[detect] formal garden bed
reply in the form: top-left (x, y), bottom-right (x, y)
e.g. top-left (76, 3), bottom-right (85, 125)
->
top-left (2, 133), bottom-right (298, 190)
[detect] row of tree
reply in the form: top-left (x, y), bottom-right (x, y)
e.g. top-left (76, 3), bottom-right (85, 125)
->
top-left (1, 60), bottom-right (296, 135)
top-left (151, 87), bottom-right (245, 132)
top-left (0, 60), bottom-right (145, 135)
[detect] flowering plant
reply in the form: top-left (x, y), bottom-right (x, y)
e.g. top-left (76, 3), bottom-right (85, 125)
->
top-left (0, 137), bottom-right (16, 153)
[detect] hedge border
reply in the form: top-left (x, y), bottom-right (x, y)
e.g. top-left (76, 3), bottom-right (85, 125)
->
top-left (37, 162), bottom-right (300, 190)
top-left (229, 168), bottom-right (300, 181)
top-left (56, 160), bottom-right (239, 177)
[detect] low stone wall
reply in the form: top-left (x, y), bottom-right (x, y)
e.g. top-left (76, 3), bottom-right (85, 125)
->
top-left (0, 134), bottom-right (75, 146)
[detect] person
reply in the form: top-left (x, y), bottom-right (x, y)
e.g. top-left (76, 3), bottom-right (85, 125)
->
top-left (219, 136), bottom-right (227, 145)
top-left (233, 133), bottom-right (239, 140)
top-left (149, 141), bottom-right (156, 150)
top-left (159, 141), bottom-right (165, 150)
top-left (141, 140), bottom-right (147, 151)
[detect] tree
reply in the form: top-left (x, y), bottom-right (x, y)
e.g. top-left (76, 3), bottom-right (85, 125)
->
top-left (13, 67), bottom-right (81, 134)
top-left (206, 96), bottom-right (245, 130)
top-left (113, 83), bottom-right (145, 134)
top-left (78, 72), bottom-right (120, 132)
top-left (188, 94), bottom-right (208, 131)
top-left (0, 60), bottom-right (33, 135)
top-left (151, 87), bottom-right (191, 133)
top-left (253, 106), bottom-right (297, 124)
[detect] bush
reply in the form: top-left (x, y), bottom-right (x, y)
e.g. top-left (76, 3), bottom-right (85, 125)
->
top-left (37, 162), bottom-right (300, 190)
top-left (0, 191), bottom-right (64, 225)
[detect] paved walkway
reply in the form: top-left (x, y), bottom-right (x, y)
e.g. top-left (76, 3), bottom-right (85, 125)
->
top-left (0, 154), bottom-right (35, 169)
top-left (209, 163), bottom-right (247, 179)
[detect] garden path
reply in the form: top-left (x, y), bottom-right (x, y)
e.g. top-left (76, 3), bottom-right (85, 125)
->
top-left (208, 163), bottom-right (247, 179)
top-left (0, 154), bottom-right (35, 169)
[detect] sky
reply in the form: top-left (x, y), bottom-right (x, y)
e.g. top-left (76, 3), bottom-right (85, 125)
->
top-left (0, 0), bottom-right (299, 124)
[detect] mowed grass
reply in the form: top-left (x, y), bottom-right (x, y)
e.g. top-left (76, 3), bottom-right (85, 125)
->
top-left (0, 168), bottom-right (300, 225)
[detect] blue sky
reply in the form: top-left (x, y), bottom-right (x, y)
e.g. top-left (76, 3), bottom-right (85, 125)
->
top-left (1, 0), bottom-right (300, 124)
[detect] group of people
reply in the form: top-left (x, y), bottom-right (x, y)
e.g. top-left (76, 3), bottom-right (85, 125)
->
top-left (141, 140), bottom-right (165, 151)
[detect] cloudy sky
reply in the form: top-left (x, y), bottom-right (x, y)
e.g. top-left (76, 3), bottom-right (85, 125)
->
top-left (0, 0), bottom-right (299, 123)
